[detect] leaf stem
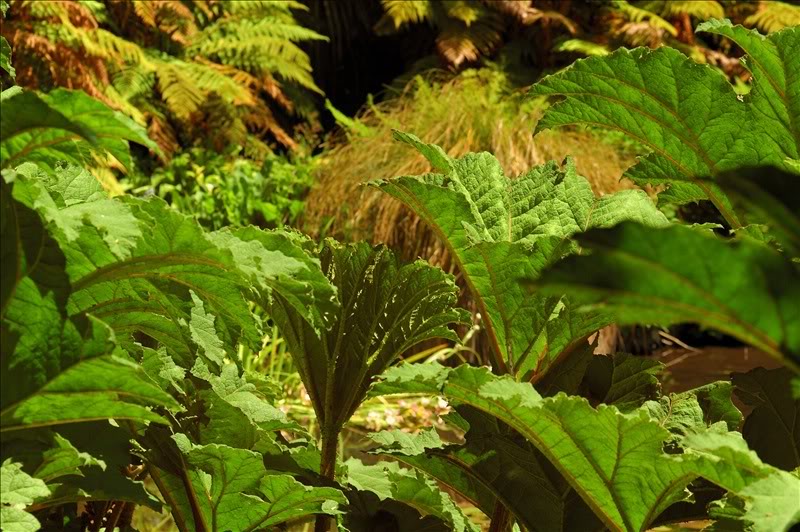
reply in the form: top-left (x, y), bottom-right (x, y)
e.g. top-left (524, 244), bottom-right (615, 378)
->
top-left (315, 433), bottom-right (339, 532)
top-left (488, 500), bottom-right (513, 532)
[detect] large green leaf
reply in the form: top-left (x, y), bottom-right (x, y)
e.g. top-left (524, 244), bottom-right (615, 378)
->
top-left (1, 423), bottom-right (162, 511)
top-left (8, 165), bottom-right (331, 367)
top-left (676, 429), bottom-right (800, 532)
top-left (535, 222), bottom-right (800, 368)
top-left (530, 22), bottom-right (800, 225)
top-left (0, 460), bottom-right (48, 532)
top-left (146, 434), bottom-right (344, 532)
top-left (344, 458), bottom-right (478, 532)
top-left (370, 409), bottom-right (602, 532)
top-left (1, 175), bottom-right (179, 430)
top-left (0, 88), bottom-right (157, 171)
top-left (269, 239), bottom-right (466, 450)
top-left (0, 36), bottom-right (14, 79)
top-left (733, 367), bottom-right (799, 470)
top-left (581, 353), bottom-right (663, 412)
top-left (374, 131), bottom-right (667, 378)
top-left (710, 167), bottom-right (800, 257)
top-left (373, 363), bottom-right (697, 531)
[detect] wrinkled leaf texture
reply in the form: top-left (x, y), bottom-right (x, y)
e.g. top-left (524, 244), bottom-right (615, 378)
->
top-left (374, 131), bottom-right (667, 380)
top-left (530, 21), bottom-right (800, 227)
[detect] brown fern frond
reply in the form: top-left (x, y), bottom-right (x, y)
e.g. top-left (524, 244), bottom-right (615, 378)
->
top-left (132, 0), bottom-right (197, 44)
top-left (147, 112), bottom-right (180, 158)
top-left (243, 100), bottom-right (297, 149)
top-left (481, 0), bottom-right (536, 22)
top-left (436, 12), bottom-right (505, 67)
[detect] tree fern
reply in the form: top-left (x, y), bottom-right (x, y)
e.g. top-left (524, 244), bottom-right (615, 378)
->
top-left (745, 1), bottom-right (800, 34)
top-left (1, 0), bottom-right (327, 157)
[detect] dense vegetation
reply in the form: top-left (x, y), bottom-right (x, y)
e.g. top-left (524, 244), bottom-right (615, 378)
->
top-left (1, 1), bottom-right (799, 532)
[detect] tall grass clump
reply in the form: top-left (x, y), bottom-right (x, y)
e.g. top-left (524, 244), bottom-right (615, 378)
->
top-left (304, 69), bottom-right (638, 264)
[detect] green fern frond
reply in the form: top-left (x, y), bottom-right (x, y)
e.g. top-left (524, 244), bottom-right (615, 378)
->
top-left (640, 0), bottom-right (725, 21)
top-left (553, 38), bottom-right (610, 56)
top-left (745, 1), bottom-right (800, 33)
top-left (379, 0), bottom-right (432, 31)
top-left (152, 58), bottom-right (204, 120)
top-left (444, 0), bottom-right (482, 26)
top-left (112, 64), bottom-right (155, 101)
top-left (221, 0), bottom-right (306, 17)
top-left (611, 0), bottom-right (677, 36)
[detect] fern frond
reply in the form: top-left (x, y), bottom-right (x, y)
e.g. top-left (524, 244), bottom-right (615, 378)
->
top-left (481, 0), bottom-right (536, 22)
top-left (611, 0), bottom-right (677, 36)
top-left (112, 64), bottom-right (155, 101)
top-left (745, 1), bottom-right (800, 33)
top-left (640, 0), bottom-right (725, 21)
top-left (444, 1), bottom-right (482, 26)
top-left (132, 0), bottom-right (197, 44)
top-left (554, 38), bottom-right (610, 56)
top-left (436, 13), bottom-right (504, 67)
top-left (377, 0), bottom-right (432, 32)
top-left (527, 8), bottom-right (579, 34)
top-left (221, 0), bottom-right (306, 18)
top-left (153, 58), bottom-right (204, 120)
top-left (22, 0), bottom-right (97, 27)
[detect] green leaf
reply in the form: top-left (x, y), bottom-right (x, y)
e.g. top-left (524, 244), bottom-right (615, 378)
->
top-left (188, 291), bottom-right (226, 367)
top-left (251, 474), bottom-right (345, 529)
top-left (677, 429), bottom-right (800, 532)
top-left (0, 423), bottom-right (161, 511)
top-left (709, 167), bottom-right (800, 257)
top-left (696, 21), bottom-right (800, 168)
top-left (374, 131), bottom-right (667, 378)
top-left (1, 36), bottom-right (15, 79)
top-left (733, 367), bottom-right (800, 470)
top-left (0, 88), bottom-right (157, 171)
top-left (530, 23), bottom-right (800, 226)
top-left (581, 352), bottom-right (663, 411)
top-left (147, 434), bottom-right (344, 532)
top-left (344, 458), bottom-right (478, 532)
top-left (535, 222), bottom-right (800, 368)
top-left (269, 240), bottom-right (466, 443)
top-left (0, 460), bottom-right (48, 532)
top-left (0, 460), bottom-right (49, 506)
top-left (367, 427), bottom-right (446, 456)
top-left (209, 227), bottom-right (337, 333)
top-left (374, 363), bottom-right (697, 531)
top-left (371, 408), bottom-right (601, 532)
top-left (644, 383), bottom-right (741, 444)
top-left (2, 175), bottom-right (180, 430)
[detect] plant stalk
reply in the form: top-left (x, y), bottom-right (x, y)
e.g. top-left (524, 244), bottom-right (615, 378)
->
top-left (488, 500), bottom-right (513, 532)
top-left (314, 432), bottom-right (339, 532)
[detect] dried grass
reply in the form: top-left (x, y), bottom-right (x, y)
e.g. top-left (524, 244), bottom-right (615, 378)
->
top-left (303, 70), bottom-right (638, 364)
top-left (304, 70), bottom-right (636, 264)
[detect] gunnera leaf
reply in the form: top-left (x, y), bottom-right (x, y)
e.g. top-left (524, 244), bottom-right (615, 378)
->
top-left (0, 460), bottom-right (49, 532)
top-left (145, 434), bottom-right (344, 532)
top-left (535, 222), bottom-right (800, 367)
top-left (372, 363), bottom-right (698, 531)
top-left (733, 367), bottom-right (799, 470)
top-left (374, 131), bottom-right (667, 380)
top-left (268, 239), bottom-right (467, 447)
top-left (530, 22), bottom-right (800, 226)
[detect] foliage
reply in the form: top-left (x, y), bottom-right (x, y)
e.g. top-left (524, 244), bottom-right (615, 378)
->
top-left (304, 69), bottom-right (639, 284)
top-left (1, 0), bottom-right (326, 157)
top-left (2, 14), bottom-right (800, 532)
top-left (376, 0), bottom-right (577, 68)
top-left (268, 238), bottom-right (467, 530)
top-left (374, 130), bottom-right (667, 379)
top-left (127, 147), bottom-right (315, 230)
top-left (530, 21), bottom-right (800, 228)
